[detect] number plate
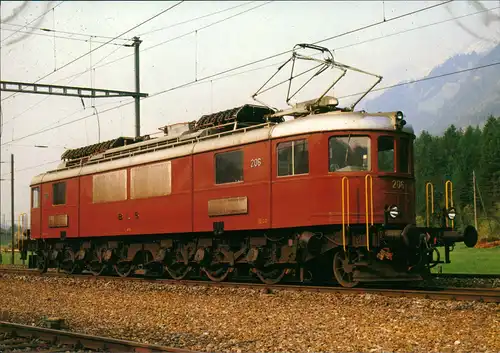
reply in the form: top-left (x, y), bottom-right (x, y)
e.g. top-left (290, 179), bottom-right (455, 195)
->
top-left (392, 180), bottom-right (405, 189)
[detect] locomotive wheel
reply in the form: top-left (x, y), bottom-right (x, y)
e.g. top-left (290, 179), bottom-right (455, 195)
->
top-left (253, 267), bottom-right (287, 285)
top-left (36, 252), bottom-right (48, 274)
top-left (333, 251), bottom-right (359, 288)
top-left (165, 263), bottom-right (191, 280)
top-left (88, 261), bottom-right (107, 276)
top-left (114, 261), bottom-right (134, 277)
top-left (60, 249), bottom-right (80, 275)
top-left (202, 264), bottom-right (231, 282)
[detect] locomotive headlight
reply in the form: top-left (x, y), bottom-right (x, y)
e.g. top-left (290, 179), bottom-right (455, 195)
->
top-left (447, 207), bottom-right (457, 220)
top-left (394, 111), bottom-right (407, 130)
top-left (388, 205), bottom-right (399, 219)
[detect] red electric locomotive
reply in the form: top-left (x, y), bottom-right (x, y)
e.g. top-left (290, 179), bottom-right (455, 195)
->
top-left (27, 44), bottom-right (477, 287)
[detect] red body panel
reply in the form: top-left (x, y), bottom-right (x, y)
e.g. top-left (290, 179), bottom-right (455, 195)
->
top-left (193, 141), bottom-right (271, 232)
top-left (30, 130), bottom-right (414, 239)
top-left (128, 157), bottom-right (193, 235)
top-left (79, 157), bottom-right (193, 237)
top-left (40, 178), bottom-right (79, 239)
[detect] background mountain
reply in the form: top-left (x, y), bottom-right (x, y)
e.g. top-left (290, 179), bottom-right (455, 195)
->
top-left (360, 44), bottom-right (500, 135)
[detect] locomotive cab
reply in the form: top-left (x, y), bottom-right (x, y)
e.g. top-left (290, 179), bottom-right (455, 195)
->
top-left (327, 115), bottom-right (478, 285)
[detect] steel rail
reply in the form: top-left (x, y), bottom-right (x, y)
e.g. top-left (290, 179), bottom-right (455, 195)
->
top-left (431, 273), bottom-right (500, 279)
top-left (1, 268), bottom-right (499, 303)
top-left (0, 321), bottom-right (200, 353)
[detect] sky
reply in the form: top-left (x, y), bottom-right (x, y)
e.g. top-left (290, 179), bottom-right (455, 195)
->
top-left (0, 0), bottom-right (499, 226)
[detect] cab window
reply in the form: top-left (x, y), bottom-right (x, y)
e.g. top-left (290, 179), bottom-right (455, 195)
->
top-left (277, 139), bottom-right (309, 176)
top-left (399, 138), bottom-right (410, 173)
top-left (378, 136), bottom-right (395, 172)
top-left (32, 187), bottom-right (40, 208)
top-left (329, 136), bottom-right (370, 172)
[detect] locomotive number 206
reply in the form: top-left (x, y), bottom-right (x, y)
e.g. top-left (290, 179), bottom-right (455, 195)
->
top-left (392, 180), bottom-right (405, 189)
top-left (250, 158), bottom-right (262, 168)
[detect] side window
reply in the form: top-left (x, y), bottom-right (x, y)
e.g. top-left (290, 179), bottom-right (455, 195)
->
top-left (32, 187), bottom-right (40, 209)
top-left (215, 150), bottom-right (243, 184)
top-left (398, 138), bottom-right (410, 173)
top-left (329, 136), bottom-right (370, 172)
top-left (378, 136), bottom-right (395, 172)
top-left (53, 182), bottom-right (66, 205)
top-left (277, 139), bottom-right (309, 176)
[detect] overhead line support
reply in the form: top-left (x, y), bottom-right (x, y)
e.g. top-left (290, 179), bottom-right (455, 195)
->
top-left (0, 81), bottom-right (148, 99)
top-left (133, 36), bottom-right (142, 138)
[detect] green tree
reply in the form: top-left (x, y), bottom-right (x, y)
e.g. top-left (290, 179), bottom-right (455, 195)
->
top-left (478, 116), bottom-right (500, 207)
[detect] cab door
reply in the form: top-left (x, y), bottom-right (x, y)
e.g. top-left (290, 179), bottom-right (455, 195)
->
top-left (30, 186), bottom-right (41, 239)
top-left (374, 134), bottom-right (415, 224)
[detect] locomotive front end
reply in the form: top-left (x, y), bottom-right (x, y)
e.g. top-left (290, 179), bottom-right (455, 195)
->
top-left (346, 111), bottom-right (479, 284)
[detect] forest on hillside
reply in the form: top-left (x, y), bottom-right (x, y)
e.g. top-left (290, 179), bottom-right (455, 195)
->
top-left (414, 115), bottom-right (500, 241)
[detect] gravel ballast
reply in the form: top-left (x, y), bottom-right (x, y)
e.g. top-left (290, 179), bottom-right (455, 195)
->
top-left (0, 274), bottom-right (499, 353)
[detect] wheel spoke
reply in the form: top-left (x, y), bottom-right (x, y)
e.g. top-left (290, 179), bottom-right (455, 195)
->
top-left (114, 262), bottom-right (134, 277)
top-left (333, 251), bottom-right (359, 288)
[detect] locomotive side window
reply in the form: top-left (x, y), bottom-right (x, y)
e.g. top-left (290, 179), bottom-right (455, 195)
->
top-left (378, 136), bottom-right (395, 172)
top-left (53, 182), bottom-right (66, 205)
top-left (398, 138), bottom-right (410, 173)
top-left (277, 139), bottom-right (309, 176)
top-left (215, 150), bottom-right (243, 184)
top-left (329, 136), bottom-right (370, 172)
top-left (32, 187), bottom-right (40, 208)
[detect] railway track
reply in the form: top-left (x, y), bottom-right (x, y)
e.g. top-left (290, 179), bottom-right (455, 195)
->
top-left (1, 267), bottom-right (499, 303)
top-left (431, 272), bottom-right (500, 279)
top-left (0, 321), bottom-right (199, 353)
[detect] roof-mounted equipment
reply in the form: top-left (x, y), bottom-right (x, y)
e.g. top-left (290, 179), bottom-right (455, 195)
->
top-left (252, 43), bottom-right (383, 118)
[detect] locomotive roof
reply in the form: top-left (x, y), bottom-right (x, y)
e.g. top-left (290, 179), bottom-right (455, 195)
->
top-left (30, 108), bottom-right (414, 186)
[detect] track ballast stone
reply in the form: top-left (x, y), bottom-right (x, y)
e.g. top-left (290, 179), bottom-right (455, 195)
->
top-left (0, 273), bottom-right (499, 353)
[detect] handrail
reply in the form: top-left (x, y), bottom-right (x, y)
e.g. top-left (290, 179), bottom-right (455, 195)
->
top-left (425, 182), bottom-right (434, 227)
top-left (341, 176), bottom-right (350, 252)
top-left (47, 121), bottom-right (278, 175)
top-left (364, 174), bottom-right (374, 251)
top-left (445, 180), bottom-right (454, 228)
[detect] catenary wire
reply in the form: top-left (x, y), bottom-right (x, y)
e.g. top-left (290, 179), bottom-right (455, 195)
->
top-left (49, 0), bottom-right (274, 78)
top-left (337, 61), bottom-right (500, 100)
top-left (3, 61), bottom-right (498, 147)
top-left (1, 1), bottom-right (257, 41)
top-left (3, 60), bottom-right (499, 176)
top-left (0, 26), bottom-right (128, 46)
top-left (0, 1), bottom-right (64, 44)
top-left (0, 0), bottom-right (273, 131)
top-left (334, 5), bottom-right (500, 52)
top-left (39, 2), bottom-right (495, 98)
top-left (0, 1), bottom-right (184, 103)
top-left (0, 22), bottom-right (132, 41)
top-left (137, 1), bottom-right (258, 36)
top-left (1, 44), bottom-right (126, 128)
top-left (0, 1), bottom-right (467, 147)
top-left (149, 0), bottom-right (454, 98)
top-left (0, 0), bottom-right (460, 146)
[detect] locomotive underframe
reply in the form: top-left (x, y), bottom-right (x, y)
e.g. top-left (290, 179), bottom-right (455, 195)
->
top-left (24, 222), bottom-right (477, 287)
